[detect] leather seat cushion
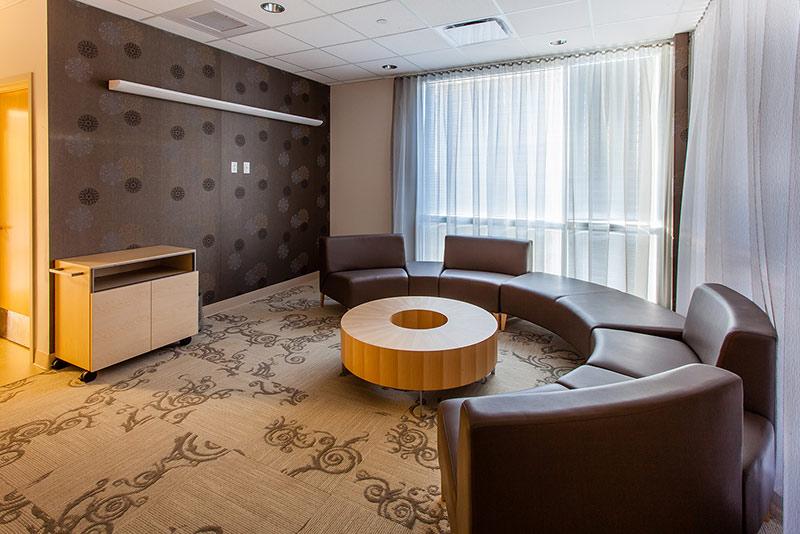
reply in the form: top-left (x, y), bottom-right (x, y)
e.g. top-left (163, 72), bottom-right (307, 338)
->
top-left (323, 268), bottom-right (408, 308)
top-left (558, 364), bottom-right (634, 389)
top-left (439, 269), bottom-right (514, 312)
top-left (500, 273), bottom-right (617, 346)
top-left (742, 411), bottom-right (775, 534)
top-left (495, 383), bottom-right (570, 396)
top-left (405, 261), bottom-right (443, 296)
top-left (588, 329), bottom-right (700, 378)
top-left (556, 291), bottom-right (686, 355)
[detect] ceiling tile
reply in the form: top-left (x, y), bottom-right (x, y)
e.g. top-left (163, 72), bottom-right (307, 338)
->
top-left (123, 0), bottom-right (195, 14)
top-left (218, 0), bottom-right (325, 26)
top-left (297, 70), bottom-right (336, 84)
top-left (277, 48), bottom-right (348, 69)
top-left (681, 0), bottom-right (710, 10)
top-left (459, 38), bottom-right (530, 64)
top-left (592, 14), bottom-right (679, 46)
top-left (406, 48), bottom-right (470, 69)
top-left (79, 0), bottom-right (153, 19)
top-left (375, 28), bottom-right (451, 55)
top-left (143, 16), bottom-right (219, 42)
top-left (506, 1), bottom-right (591, 37)
top-left (258, 56), bottom-right (306, 72)
top-left (674, 9), bottom-right (704, 32)
top-left (229, 28), bottom-right (312, 56)
top-left (590, 0), bottom-right (683, 26)
top-left (522, 27), bottom-right (596, 56)
top-left (278, 16), bottom-right (365, 47)
top-left (494, 0), bottom-right (570, 13)
top-left (358, 56), bottom-right (419, 75)
top-left (334, 0), bottom-right (426, 38)
top-left (307, 0), bottom-right (384, 13)
top-left (399, 0), bottom-right (500, 26)
top-left (206, 39), bottom-right (265, 59)
top-left (315, 64), bottom-right (375, 81)
top-left (323, 40), bottom-right (395, 62)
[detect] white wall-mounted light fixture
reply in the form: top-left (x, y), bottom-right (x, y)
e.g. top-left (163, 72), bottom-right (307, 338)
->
top-left (108, 79), bottom-right (323, 127)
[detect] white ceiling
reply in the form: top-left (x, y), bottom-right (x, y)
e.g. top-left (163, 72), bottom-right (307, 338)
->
top-left (78, 0), bottom-right (707, 85)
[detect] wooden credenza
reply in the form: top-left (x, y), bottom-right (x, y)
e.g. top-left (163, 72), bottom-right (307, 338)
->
top-left (51, 246), bottom-right (198, 381)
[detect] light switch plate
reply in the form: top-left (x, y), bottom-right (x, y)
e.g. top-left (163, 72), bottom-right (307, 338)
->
top-left (243, 162), bottom-right (250, 174)
top-left (231, 161), bottom-right (238, 173)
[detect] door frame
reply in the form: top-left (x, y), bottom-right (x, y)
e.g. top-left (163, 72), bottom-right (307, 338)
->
top-left (0, 73), bottom-right (35, 362)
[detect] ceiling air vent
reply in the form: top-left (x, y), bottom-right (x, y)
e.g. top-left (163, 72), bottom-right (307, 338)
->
top-left (189, 10), bottom-right (249, 33)
top-left (161, 1), bottom-right (267, 39)
top-left (442, 18), bottom-right (511, 47)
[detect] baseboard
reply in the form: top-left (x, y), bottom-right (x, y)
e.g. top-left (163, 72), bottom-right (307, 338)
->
top-left (202, 272), bottom-right (318, 316)
top-left (34, 349), bottom-right (51, 369)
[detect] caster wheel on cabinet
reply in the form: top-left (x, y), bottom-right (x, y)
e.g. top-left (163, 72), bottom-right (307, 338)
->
top-left (178, 337), bottom-right (192, 347)
top-left (50, 358), bottom-right (69, 370)
top-left (79, 371), bottom-right (97, 383)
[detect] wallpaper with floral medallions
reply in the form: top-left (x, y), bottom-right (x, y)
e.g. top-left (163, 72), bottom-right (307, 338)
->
top-left (47, 0), bottom-right (331, 306)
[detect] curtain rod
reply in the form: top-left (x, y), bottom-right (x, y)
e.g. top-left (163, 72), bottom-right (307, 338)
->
top-left (403, 39), bottom-right (674, 79)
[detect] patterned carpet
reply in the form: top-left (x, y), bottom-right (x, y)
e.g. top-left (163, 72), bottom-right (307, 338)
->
top-left (0, 281), bottom-right (783, 533)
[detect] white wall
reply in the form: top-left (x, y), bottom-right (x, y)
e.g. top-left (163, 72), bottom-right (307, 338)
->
top-left (330, 78), bottom-right (394, 236)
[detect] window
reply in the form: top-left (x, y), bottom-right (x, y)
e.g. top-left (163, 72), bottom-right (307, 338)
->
top-left (410, 45), bottom-right (674, 304)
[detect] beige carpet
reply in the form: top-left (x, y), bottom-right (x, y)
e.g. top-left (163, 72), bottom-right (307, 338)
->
top-left (0, 282), bottom-right (783, 533)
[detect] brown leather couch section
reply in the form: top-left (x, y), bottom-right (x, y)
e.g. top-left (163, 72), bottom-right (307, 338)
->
top-left (439, 236), bottom-right (531, 313)
top-left (500, 272), bottom-right (614, 338)
top-left (405, 260), bottom-right (443, 296)
top-left (556, 291), bottom-right (685, 356)
top-left (682, 284), bottom-right (777, 423)
top-left (320, 234), bottom-right (777, 534)
top-left (319, 234), bottom-right (408, 308)
top-left (441, 365), bottom-right (744, 534)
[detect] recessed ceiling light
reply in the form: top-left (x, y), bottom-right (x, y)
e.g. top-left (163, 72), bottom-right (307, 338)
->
top-left (549, 39), bottom-right (567, 46)
top-left (382, 64), bottom-right (398, 70)
top-left (376, 18), bottom-right (388, 24)
top-left (260, 2), bottom-right (285, 13)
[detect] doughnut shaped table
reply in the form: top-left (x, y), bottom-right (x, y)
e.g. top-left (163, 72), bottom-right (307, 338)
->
top-left (340, 296), bottom-right (498, 391)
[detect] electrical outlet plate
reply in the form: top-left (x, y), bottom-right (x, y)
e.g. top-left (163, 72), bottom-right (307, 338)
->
top-left (231, 161), bottom-right (238, 173)
top-left (243, 162), bottom-right (250, 174)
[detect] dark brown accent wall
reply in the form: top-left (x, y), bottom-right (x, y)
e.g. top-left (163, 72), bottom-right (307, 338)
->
top-left (47, 0), bottom-right (330, 306)
top-left (672, 32), bottom-right (690, 309)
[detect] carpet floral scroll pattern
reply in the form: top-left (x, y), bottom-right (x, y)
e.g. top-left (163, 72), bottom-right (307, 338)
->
top-left (263, 416), bottom-right (369, 477)
top-left (0, 282), bottom-right (590, 534)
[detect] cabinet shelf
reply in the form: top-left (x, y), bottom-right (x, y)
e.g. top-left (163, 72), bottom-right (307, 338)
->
top-left (93, 266), bottom-right (187, 292)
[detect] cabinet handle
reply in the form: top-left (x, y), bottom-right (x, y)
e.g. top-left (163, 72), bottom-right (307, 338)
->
top-left (50, 268), bottom-right (85, 277)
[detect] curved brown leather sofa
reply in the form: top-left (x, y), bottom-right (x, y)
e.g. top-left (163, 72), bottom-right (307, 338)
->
top-left (319, 234), bottom-right (777, 534)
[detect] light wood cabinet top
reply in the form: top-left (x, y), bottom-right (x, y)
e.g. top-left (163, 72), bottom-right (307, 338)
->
top-left (57, 245), bottom-right (194, 270)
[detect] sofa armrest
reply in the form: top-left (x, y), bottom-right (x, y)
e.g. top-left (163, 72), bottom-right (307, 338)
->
top-left (453, 364), bottom-right (743, 534)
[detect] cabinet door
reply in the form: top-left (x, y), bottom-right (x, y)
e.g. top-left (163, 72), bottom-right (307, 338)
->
top-left (91, 283), bottom-right (151, 371)
top-left (151, 271), bottom-right (198, 349)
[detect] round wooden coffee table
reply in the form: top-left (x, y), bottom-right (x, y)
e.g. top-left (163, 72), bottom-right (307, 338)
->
top-left (340, 296), bottom-right (498, 391)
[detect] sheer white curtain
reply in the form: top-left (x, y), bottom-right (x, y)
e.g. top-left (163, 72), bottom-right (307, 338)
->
top-left (406, 46), bottom-right (674, 304)
top-left (677, 0), bottom-right (800, 523)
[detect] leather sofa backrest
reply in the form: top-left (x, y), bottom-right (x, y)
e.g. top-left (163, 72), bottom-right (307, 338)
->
top-left (319, 234), bottom-right (406, 283)
top-left (455, 364), bottom-right (743, 534)
top-left (443, 235), bottom-right (531, 276)
top-left (683, 283), bottom-right (777, 423)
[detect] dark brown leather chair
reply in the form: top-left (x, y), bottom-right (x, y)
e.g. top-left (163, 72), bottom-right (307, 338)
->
top-left (319, 234), bottom-right (408, 308)
top-left (438, 236), bottom-right (531, 326)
